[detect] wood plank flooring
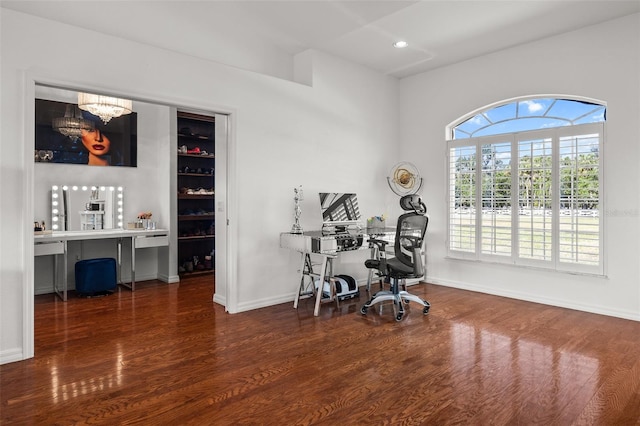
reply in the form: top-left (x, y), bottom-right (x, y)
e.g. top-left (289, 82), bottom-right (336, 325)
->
top-left (2, 277), bottom-right (640, 425)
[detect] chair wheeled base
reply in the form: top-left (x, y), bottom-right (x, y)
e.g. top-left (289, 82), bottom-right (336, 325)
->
top-left (361, 279), bottom-right (430, 322)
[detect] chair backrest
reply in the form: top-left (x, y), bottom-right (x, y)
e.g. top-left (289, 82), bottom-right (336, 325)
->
top-left (393, 212), bottom-right (429, 276)
top-left (399, 194), bottom-right (427, 214)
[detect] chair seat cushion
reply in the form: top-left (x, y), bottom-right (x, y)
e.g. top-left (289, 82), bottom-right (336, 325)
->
top-left (386, 257), bottom-right (416, 278)
top-left (366, 257), bottom-right (419, 278)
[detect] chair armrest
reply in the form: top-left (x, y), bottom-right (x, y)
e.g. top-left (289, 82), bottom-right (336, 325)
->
top-left (412, 247), bottom-right (424, 277)
top-left (368, 238), bottom-right (389, 251)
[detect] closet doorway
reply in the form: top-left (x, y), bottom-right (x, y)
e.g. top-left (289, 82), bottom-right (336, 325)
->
top-left (24, 78), bottom-right (236, 360)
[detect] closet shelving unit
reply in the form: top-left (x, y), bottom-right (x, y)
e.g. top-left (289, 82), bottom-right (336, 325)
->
top-left (177, 111), bottom-right (215, 277)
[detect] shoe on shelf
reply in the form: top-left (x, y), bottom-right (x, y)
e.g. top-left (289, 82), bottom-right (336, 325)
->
top-left (187, 147), bottom-right (200, 154)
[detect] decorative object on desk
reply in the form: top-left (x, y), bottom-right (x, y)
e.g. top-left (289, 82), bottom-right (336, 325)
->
top-left (34, 220), bottom-right (52, 235)
top-left (137, 211), bottom-right (155, 229)
top-left (367, 215), bottom-right (387, 232)
top-left (291, 185), bottom-right (304, 234)
top-left (387, 161), bottom-right (423, 196)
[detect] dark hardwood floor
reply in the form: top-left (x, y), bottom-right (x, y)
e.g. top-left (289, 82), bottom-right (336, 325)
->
top-left (2, 277), bottom-right (640, 425)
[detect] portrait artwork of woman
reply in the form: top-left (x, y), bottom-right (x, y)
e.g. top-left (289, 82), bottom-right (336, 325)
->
top-left (35, 98), bottom-right (137, 167)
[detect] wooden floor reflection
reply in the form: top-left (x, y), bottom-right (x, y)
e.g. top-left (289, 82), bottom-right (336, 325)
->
top-left (2, 277), bottom-right (640, 424)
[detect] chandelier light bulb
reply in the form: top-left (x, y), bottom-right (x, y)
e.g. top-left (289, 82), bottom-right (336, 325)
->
top-left (78, 92), bottom-right (133, 124)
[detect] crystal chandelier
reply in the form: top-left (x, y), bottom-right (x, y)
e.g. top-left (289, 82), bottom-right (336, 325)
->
top-left (77, 92), bottom-right (132, 124)
top-left (52, 104), bottom-right (95, 138)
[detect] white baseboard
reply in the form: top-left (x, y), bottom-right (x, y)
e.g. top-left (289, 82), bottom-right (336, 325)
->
top-left (427, 275), bottom-right (640, 322)
top-left (34, 272), bottom-right (174, 296)
top-left (158, 273), bottom-right (180, 283)
top-left (235, 293), bottom-right (296, 313)
top-left (213, 293), bottom-right (226, 307)
top-left (0, 347), bottom-right (26, 365)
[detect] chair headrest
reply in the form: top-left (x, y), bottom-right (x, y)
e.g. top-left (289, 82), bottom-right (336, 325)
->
top-left (400, 194), bottom-right (427, 214)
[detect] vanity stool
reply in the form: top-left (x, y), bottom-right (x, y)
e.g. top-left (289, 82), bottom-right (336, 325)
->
top-left (75, 257), bottom-right (117, 296)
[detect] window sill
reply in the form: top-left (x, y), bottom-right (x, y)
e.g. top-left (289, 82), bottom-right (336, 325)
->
top-left (444, 255), bottom-right (607, 279)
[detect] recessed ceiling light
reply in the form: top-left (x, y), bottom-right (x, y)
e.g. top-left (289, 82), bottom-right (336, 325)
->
top-left (393, 41), bottom-right (408, 49)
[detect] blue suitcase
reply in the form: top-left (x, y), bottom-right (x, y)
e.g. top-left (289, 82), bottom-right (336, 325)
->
top-left (75, 258), bottom-right (117, 296)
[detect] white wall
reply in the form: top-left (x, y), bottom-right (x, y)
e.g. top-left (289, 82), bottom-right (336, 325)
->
top-left (399, 13), bottom-right (640, 319)
top-left (0, 9), bottom-right (400, 363)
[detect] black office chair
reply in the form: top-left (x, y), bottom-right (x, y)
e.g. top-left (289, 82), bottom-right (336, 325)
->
top-left (360, 194), bottom-right (430, 321)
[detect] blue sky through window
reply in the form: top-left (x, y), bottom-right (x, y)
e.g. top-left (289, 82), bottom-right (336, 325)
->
top-left (453, 98), bottom-right (606, 139)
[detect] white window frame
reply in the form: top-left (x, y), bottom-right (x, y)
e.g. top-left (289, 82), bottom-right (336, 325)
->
top-left (447, 122), bottom-right (604, 276)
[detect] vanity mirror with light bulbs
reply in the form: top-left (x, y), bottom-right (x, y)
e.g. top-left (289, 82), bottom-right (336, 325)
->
top-left (50, 185), bottom-right (124, 231)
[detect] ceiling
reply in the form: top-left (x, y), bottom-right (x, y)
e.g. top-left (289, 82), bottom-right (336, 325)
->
top-left (2, 1), bottom-right (640, 79)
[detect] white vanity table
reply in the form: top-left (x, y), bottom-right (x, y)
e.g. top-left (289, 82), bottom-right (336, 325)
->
top-left (34, 228), bottom-right (169, 301)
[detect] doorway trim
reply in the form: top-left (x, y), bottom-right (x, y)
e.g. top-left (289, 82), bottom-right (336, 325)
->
top-left (21, 71), bottom-right (238, 359)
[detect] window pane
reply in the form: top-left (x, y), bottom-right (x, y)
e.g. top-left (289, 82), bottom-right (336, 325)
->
top-left (547, 99), bottom-right (604, 122)
top-left (481, 142), bottom-right (512, 256)
top-left (484, 103), bottom-right (516, 123)
top-left (559, 134), bottom-right (600, 265)
top-left (518, 99), bottom-right (553, 117)
top-left (455, 114), bottom-right (491, 136)
top-left (573, 107), bottom-right (606, 125)
top-left (449, 146), bottom-right (476, 252)
top-left (454, 128), bottom-right (471, 139)
top-left (518, 138), bottom-right (553, 261)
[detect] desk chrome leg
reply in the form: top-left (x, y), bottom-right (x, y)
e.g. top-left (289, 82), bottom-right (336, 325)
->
top-left (53, 248), bottom-right (59, 300)
top-left (117, 238), bottom-right (123, 285)
top-left (366, 246), bottom-right (377, 292)
top-left (117, 237), bottom-right (134, 291)
top-left (131, 237), bottom-right (136, 291)
top-left (314, 256), bottom-right (328, 316)
top-left (62, 241), bottom-right (67, 301)
top-left (53, 241), bottom-right (68, 301)
top-left (293, 253), bottom-right (307, 309)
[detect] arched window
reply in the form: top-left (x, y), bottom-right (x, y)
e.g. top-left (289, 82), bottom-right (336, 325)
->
top-left (447, 96), bottom-right (605, 275)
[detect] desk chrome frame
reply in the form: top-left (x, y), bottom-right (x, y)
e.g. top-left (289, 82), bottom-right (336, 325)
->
top-left (281, 228), bottom-right (395, 316)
